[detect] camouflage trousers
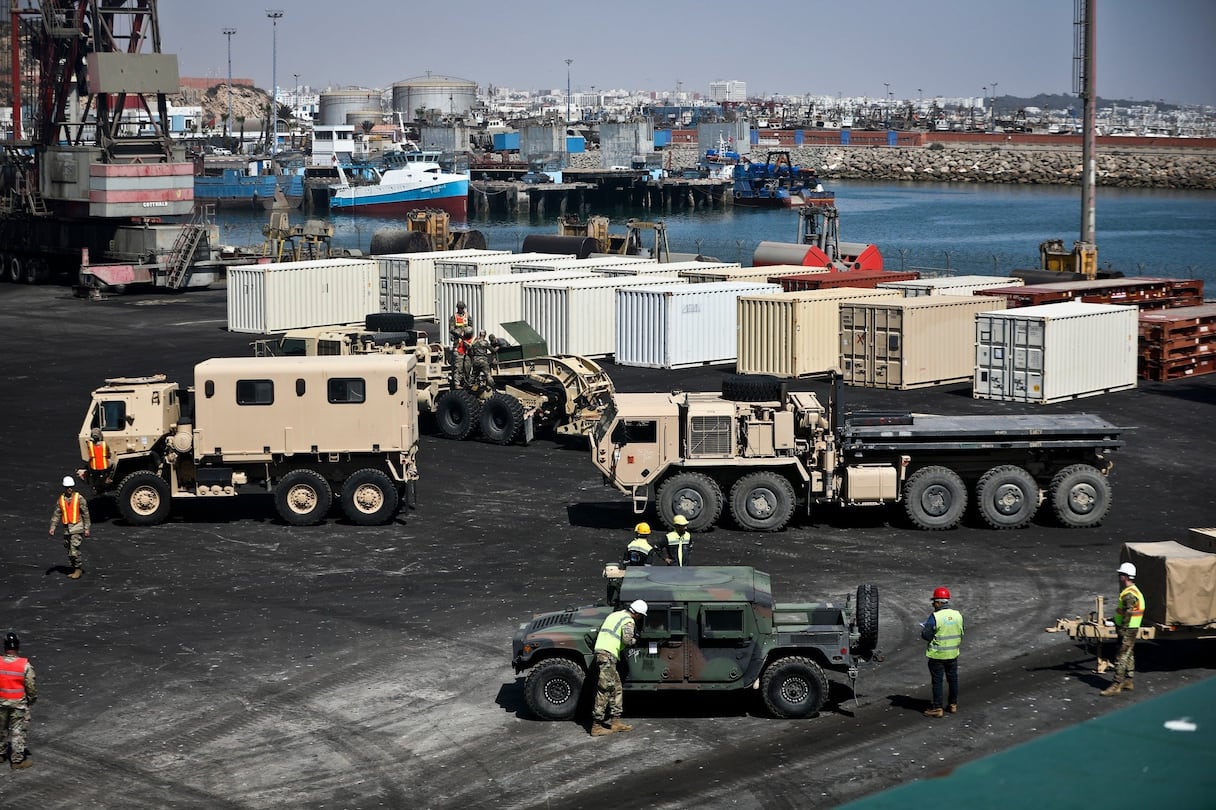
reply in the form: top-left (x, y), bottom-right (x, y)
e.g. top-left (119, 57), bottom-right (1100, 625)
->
top-left (63, 531), bottom-right (85, 569)
top-left (1112, 626), bottom-right (1137, 683)
top-left (471, 358), bottom-right (493, 388)
top-left (592, 652), bottom-right (623, 722)
top-left (0, 706), bottom-right (30, 764)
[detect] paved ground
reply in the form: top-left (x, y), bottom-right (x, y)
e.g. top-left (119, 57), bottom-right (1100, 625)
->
top-left (1, 284), bottom-right (1213, 809)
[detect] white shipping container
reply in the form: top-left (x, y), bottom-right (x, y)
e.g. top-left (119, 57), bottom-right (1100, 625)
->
top-left (376, 249), bottom-right (509, 319)
top-left (510, 256), bottom-right (659, 274)
top-left (227, 258), bottom-right (379, 334)
top-left (615, 282), bottom-right (782, 368)
top-left (876, 275), bottom-right (1024, 297)
top-left (736, 287), bottom-right (903, 378)
top-left (679, 263), bottom-right (828, 285)
top-left (433, 252), bottom-right (575, 280)
top-left (436, 270), bottom-right (599, 342)
top-left (522, 275), bottom-right (686, 357)
top-left (591, 260), bottom-right (741, 278)
top-left (974, 301), bottom-right (1138, 403)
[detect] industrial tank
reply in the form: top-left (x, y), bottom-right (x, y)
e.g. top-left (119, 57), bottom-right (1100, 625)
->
top-left (318, 89), bottom-right (382, 126)
top-left (346, 109), bottom-right (385, 128)
top-left (392, 75), bottom-right (477, 120)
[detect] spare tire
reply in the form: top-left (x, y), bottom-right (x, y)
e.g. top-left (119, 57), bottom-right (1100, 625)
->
top-left (854, 584), bottom-right (879, 659)
top-left (366, 312), bottom-right (415, 333)
top-left (369, 331), bottom-right (418, 347)
top-left (722, 374), bottom-right (785, 403)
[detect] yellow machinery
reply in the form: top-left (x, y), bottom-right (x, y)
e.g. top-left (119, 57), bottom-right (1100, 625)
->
top-left (367, 210), bottom-right (487, 254)
top-left (1040, 239), bottom-right (1098, 280)
top-left (557, 214), bottom-right (670, 261)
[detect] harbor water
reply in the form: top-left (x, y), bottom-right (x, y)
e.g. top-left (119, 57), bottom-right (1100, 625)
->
top-left (213, 181), bottom-right (1216, 290)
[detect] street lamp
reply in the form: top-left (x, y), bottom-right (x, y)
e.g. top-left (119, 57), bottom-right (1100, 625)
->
top-left (564, 58), bottom-right (573, 124)
top-left (990, 81), bottom-right (999, 129)
top-left (222, 27), bottom-right (236, 138)
top-left (883, 82), bottom-right (890, 128)
top-left (267, 10), bottom-right (284, 156)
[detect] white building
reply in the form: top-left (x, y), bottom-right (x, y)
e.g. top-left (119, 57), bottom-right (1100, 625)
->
top-left (709, 80), bottom-right (747, 103)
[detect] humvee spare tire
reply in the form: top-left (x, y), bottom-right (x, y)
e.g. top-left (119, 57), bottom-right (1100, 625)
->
top-left (365, 312), bottom-right (415, 333)
top-left (722, 374), bottom-right (785, 403)
top-left (369, 331), bottom-right (418, 347)
top-left (855, 584), bottom-right (879, 659)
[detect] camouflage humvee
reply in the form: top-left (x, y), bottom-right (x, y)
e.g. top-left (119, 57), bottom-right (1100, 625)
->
top-left (511, 566), bottom-right (878, 721)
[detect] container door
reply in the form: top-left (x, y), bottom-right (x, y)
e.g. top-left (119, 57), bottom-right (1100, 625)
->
top-left (871, 307), bottom-right (903, 387)
top-left (975, 315), bottom-right (1003, 397)
top-left (841, 306), bottom-right (902, 388)
top-left (1009, 319), bottom-right (1044, 399)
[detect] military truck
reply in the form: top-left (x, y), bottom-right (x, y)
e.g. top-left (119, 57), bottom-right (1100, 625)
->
top-left (76, 355), bottom-right (420, 526)
top-left (591, 374), bottom-right (1124, 533)
top-left (512, 566), bottom-right (878, 721)
top-left (255, 317), bottom-right (614, 446)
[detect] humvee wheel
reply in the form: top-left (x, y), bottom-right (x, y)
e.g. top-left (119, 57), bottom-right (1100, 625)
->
top-left (657, 472), bottom-right (723, 532)
top-left (729, 471), bottom-right (796, 531)
top-left (1050, 464), bottom-right (1111, 528)
top-left (761, 656), bottom-right (828, 719)
top-left (435, 389), bottom-right (481, 440)
top-left (480, 392), bottom-right (525, 445)
top-left (975, 465), bottom-right (1039, 529)
top-left (855, 584), bottom-right (879, 659)
top-left (274, 469), bottom-right (332, 526)
top-left (340, 468), bottom-right (400, 525)
top-left (903, 466), bottom-right (967, 530)
top-left (116, 470), bottom-right (172, 526)
top-left (524, 658), bottom-right (586, 721)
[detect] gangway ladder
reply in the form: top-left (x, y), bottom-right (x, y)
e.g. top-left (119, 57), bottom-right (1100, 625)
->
top-left (164, 205), bottom-right (212, 289)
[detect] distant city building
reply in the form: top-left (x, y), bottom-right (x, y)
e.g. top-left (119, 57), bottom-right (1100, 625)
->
top-left (709, 80), bottom-right (747, 103)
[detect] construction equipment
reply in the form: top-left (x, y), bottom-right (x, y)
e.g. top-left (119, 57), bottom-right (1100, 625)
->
top-left (751, 205), bottom-right (883, 270)
top-left (260, 189), bottom-right (338, 262)
top-left (1039, 239), bottom-right (1099, 280)
top-left (556, 215), bottom-right (670, 262)
top-left (367, 210), bottom-right (487, 254)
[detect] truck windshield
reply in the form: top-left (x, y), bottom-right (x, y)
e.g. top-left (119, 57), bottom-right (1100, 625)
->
top-left (592, 401), bottom-right (617, 444)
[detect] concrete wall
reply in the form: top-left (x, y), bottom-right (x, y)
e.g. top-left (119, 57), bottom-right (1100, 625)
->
top-left (598, 121), bottom-right (654, 168)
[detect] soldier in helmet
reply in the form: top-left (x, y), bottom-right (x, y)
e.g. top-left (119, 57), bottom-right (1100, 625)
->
top-left (622, 522), bottom-right (666, 566)
top-left (0, 632), bottom-right (36, 769)
top-left (590, 599), bottom-right (647, 736)
top-left (1101, 562), bottom-right (1145, 696)
top-left (48, 476), bottom-right (90, 579)
top-left (448, 301), bottom-right (472, 348)
top-left (920, 586), bottom-right (964, 717)
top-left (455, 327), bottom-right (475, 388)
top-left (664, 515), bottom-right (692, 565)
top-left (469, 330), bottom-right (496, 388)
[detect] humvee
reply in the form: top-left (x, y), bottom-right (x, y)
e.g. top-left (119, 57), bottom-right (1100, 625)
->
top-left (511, 566), bottom-right (878, 721)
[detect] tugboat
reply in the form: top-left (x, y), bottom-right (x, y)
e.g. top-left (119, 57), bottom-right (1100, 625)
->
top-left (731, 150), bottom-right (832, 209)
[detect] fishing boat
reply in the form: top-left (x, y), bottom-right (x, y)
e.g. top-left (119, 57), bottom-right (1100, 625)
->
top-left (697, 134), bottom-right (742, 180)
top-left (329, 148), bottom-right (469, 217)
top-left (193, 158), bottom-right (305, 209)
top-left (731, 150), bottom-right (833, 209)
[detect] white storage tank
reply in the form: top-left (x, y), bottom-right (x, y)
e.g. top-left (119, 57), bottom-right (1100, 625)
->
top-left (973, 301), bottom-right (1138, 403)
top-left (876, 275), bottom-right (1024, 297)
top-left (592, 260), bottom-right (740, 278)
top-left (736, 287), bottom-right (903, 378)
top-left (615, 282), bottom-right (782, 369)
top-left (318, 89), bottom-right (382, 126)
top-left (678, 263), bottom-right (827, 285)
top-left (839, 295), bottom-right (1007, 389)
top-left (522, 275), bottom-right (686, 357)
top-left (377, 249), bottom-right (509, 319)
top-left (436, 270), bottom-right (598, 342)
top-left (227, 258), bottom-right (379, 334)
top-left (433, 252), bottom-right (576, 281)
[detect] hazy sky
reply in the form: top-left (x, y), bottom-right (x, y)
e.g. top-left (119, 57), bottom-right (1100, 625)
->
top-left (159, 0), bottom-right (1216, 105)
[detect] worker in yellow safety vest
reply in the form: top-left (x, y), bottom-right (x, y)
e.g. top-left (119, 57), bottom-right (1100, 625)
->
top-left (622, 523), bottom-right (666, 566)
top-left (921, 587), bottom-right (964, 718)
top-left (48, 476), bottom-right (90, 579)
top-left (590, 599), bottom-right (647, 737)
top-left (1101, 562), bottom-right (1145, 696)
top-left (664, 515), bottom-right (692, 565)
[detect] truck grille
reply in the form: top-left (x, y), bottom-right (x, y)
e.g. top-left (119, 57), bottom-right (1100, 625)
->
top-left (689, 415), bottom-right (732, 456)
top-left (530, 612), bottom-right (574, 631)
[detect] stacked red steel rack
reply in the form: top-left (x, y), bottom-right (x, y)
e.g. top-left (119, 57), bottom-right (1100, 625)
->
top-left (771, 270), bottom-right (920, 292)
top-left (975, 277), bottom-right (1204, 310)
top-left (1137, 304), bottom-right (1216, 381)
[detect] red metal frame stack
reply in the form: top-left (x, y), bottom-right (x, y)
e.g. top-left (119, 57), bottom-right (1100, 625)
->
top-left (1137, 304), bottom-right (1216, 381)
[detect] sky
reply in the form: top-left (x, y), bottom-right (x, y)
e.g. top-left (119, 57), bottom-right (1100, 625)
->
top-left (158, 0), bottom-right (1216, 106)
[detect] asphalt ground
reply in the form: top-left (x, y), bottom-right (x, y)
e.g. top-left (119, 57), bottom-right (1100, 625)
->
top-left (1, 283), bottom-right (1213, 809)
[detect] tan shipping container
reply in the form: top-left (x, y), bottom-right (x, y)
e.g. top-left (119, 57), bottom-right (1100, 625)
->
top-left (736, 288), bottom-right (902, 378)
top-left (839, 295), bottom-right (1006, 389)
top-left (678, 264), bottom-right (828, 285)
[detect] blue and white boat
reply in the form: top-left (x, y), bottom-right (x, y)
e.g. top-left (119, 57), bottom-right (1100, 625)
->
top-left (329, 148), bottom-right (469, 218)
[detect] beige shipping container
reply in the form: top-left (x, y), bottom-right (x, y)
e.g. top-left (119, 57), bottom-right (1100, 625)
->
top-left (591, 260), bottom-right (741, 278)
top-left (736, 287), bottom-right (902, 378)
top-left (876, 275), bottom-right (1024, 297)
top-left (227, 258), bottom-right (379, 334)
top-left (679, 263), bottom-right (828, 285)
top-left (839, 295), bottom-right (1006, 389)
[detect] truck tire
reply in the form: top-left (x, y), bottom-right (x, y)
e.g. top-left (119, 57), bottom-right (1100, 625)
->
top-left (854, 584), bottom-right (879, 659)
top-left (657, 472), bottom-right (723, 532)
top-left (9, 256), bottom-right (24, 284)
top-left (729, 471), bottom-right (796, 531)
top-left (524, 658), bottom-right (586, 721)
top-left (760, 656), bottom-right (828, 719)
top-left (435, 389), bottom-right (481, 440)
top-left (721, 374), bottom-right (786, 403)
top-left (116, 470), bottom-right (172, 526)
top-left (340, 468), bottom-right (400, 525)
top-left (903, 466), bottom-right (967, 530)
top-left (365, 312), bottom-right (415, 333)
top-left (975, 465), bottom-right (1040, 529)
top-left (479, 392), bottom-right (525, 445)
top-left (274, 469), bottom-right (332, 526)
top-left (1049, 464), bottom-right (1111, 528)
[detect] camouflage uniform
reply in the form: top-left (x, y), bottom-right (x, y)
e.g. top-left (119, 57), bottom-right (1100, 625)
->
top-left (0, 652), bottom-right (36, 768)
top-left (469, 333), bottom-right (495, 388)
top-left (447, 308), bottom-right (472, 348)
top-left (1112, 586), bottom-right (1144, 685)
top-left (455, 333), bottom-right (475, 388)
top-left (592, 611), bottom-right (636, 724)
top-left (49, 488), bottom-right (90, 575)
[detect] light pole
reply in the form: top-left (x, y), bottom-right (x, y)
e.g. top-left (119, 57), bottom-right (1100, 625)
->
top-left (564, 58), bottom-right (573, 124)
top-left (267, 10), bottom-right (284, 156)
top-left (990, 81), bottom-right (999, 129)
top-left (883, 82), bottom-right (890, 128)
top-left (222, 27), bottom-right (236, 138)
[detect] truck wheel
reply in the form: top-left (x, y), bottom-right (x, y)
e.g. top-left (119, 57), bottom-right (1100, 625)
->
top-left (1050, 464), bottom-right (1111, 528)
top-left (721, 374), bottom-right (786, 403)
top-left (975, 465), bottom-right (1040, 529)
top-left (365, 312), bottom-right (415, 333)
top-left (274, 469), bottom-right (332, 526)
top-left (116, 470), bottom-right (172, 526)
top-left (480, 392), bottom-right (525, 445)
top-left (9, 256), bottom-right (24, 284)
top-left (854, 584), bottom-right (880, 659)
top-left (729, 471), bottom-right (796, 531)
top-left (903, 466), bottom-right (967, 530)
top-left (760, 656), bottom-right (828, 719)
top-left (0, 254), bottom-right (10, 282)
top-left (340, 469), bottom-right (400, 525)
top-left (524, 658), bottom-right (586, 721)
top-left (435, 389), bottom-right (481, 440)
top-left (657, 472), bottom-right (723, 532)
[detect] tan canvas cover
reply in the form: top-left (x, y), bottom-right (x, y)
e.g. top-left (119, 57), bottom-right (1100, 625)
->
top-left (1121, 542), bottom-right (1216, 627)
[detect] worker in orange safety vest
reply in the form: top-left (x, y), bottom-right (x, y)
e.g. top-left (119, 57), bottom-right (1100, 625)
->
top-left (48, 476), bottom-right (90, 579)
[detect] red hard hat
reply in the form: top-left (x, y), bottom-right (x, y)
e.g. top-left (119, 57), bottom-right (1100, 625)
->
top-left (933, 587), bottom-right (951, 601)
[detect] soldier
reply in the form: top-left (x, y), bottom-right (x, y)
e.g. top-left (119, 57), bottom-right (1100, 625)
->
top-left (85, 428), bottom-right (110, 483)
top-left (448, 301), bottom-right (472, 348)
top-left (455, 328), bottom-right (475, 388)
top-left (49, 475), bottom-right (90, 579)
top-left (590, 599), bottom-right (647, 737)
top-left (1101, 562), bottom-right (1145, 696)
top-left (921, 586), bottom-right (963, 718)
top-left (469, 330), bottom-right (496, 388)
top-left (0, 633), bottom-right (36, 769)
top-left (665, 515), bottom-right (692, 566)
top-left (622, 523), bottom-right (666, 567)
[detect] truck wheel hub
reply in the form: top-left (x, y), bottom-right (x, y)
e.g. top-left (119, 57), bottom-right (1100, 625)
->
top-left (544, 679), bottom-right (573, 705)
top-left (780, 676), bottom-right (808, 703)
top-left (1067, 484), bottom-right (1096, 512)
top-left (352, 484), bottom-right (384, 513)
top-left (994, 484), bottom-right (1026, 515)
top-left (287, 486), bottom-right (318, 512)
top-left (131, 486), bottom-right (160, 514)
top-left (745, 489), bottom-right (777, 518)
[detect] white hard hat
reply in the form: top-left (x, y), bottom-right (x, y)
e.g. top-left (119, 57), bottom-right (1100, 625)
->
top-left (62, 475), bottom-right (75, 487)
top-left (629, 599), bottom-right (648, 616)
top-left (1117, 562), bottom-right (1137, 578)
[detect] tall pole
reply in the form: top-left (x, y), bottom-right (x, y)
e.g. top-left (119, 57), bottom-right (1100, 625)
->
top-left (990, 81), bottom-right (998, 129)
top-left (267, 10), bottom-right (283, 156)
top-left (1078, 0), bottom-right (1096, 246)
top-left (222, 27), bottom-right (236, 138)
top-left (564, 58), bottom-right (572, 123)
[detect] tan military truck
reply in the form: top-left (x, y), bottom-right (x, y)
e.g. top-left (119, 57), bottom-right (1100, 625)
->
top-left (77, 355), bottom-right (420, 526)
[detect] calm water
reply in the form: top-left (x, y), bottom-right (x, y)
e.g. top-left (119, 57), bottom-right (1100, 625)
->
top-left (214, 182), bottom-right (1216, 288)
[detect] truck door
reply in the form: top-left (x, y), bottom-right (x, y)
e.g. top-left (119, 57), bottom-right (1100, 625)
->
top-left (684, 603), bottom-right (756, 684)
top-left (624, 604), bottom-right (688, 684)
top-left (609, 418), bottom-right (661, 485)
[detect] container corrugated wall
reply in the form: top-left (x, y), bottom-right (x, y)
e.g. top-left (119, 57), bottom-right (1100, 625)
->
top-left (377, 249), bottom-right (509, 318)
top-left (876, 275), bottom-right (1024, 297)
top-left (679, 264), bottom-right (827, 285)
top-left (592, 260), bottom-right (741, 278)
top-left (615, 282), bottom-right (782, 368)
top-left (436, 270), bottom-right (598, 342)
top-left (522, 275), bottom-right (686, 357)
top-left (510, 256), bottom-right (659, 274)
top-left (839, 295), bottom-right (1006, 389)
top-left (737, 287), bottom-right (902, 377)
top-left (433, 252), bottom-right (575, 281)
top-left (227, 258), bottom-right (379, 334)
top-left (974, 301), bottom-right (1138, 403)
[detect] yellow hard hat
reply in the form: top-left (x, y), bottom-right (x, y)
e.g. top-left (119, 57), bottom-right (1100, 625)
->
top-left (634, 522), bottom-right (651, 535)
top-left (672, 515), bottom-right (689, 526)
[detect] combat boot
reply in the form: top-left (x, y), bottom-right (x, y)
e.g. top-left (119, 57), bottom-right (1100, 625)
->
top-left (923, 707), bottom-right (944, 718)
top-left (590, 721), bottom-right (613, 737)
top-left (68, 567), bottom-right (82, 579)
top-left (1099, 681), bottom-right (1124, 696)
top-left (948, 704), bottom-right (958, 714)
top-left (11, 758), bottom-right (32, 769)
top-left (608, 719), bottom-right (633, 734)
top-left (1122, 679), bottom-right (1134, 692)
